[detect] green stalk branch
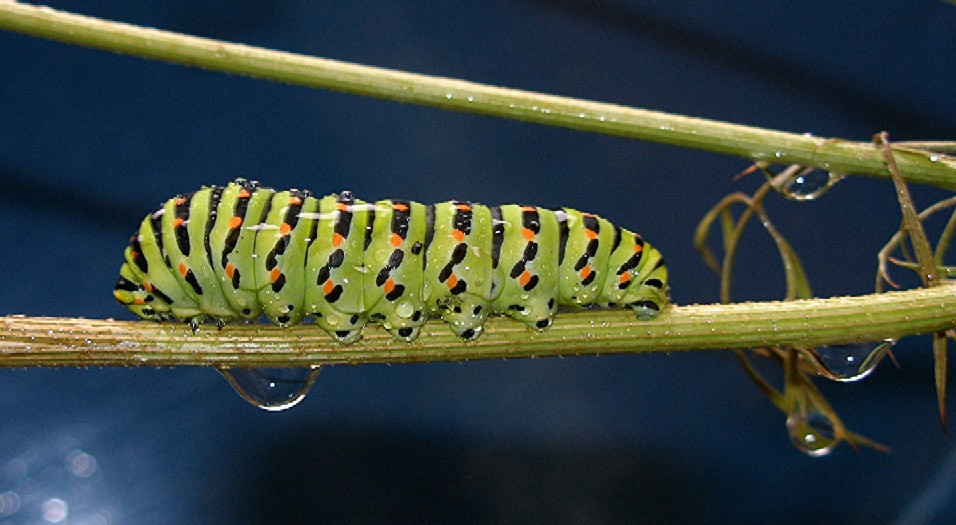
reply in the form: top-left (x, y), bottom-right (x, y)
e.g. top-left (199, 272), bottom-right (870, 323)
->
top-left (3, 284), bottom-right (956, 368)
top-left (1, 1), bottom-right (955, 189)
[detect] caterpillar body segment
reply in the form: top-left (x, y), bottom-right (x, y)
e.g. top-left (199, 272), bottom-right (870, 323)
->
top-left (115, 179), bottom-right (669, 342)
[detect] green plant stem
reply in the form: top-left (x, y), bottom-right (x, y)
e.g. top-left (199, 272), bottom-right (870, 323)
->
top-left (2, 284), bottom-right (955, 368)
top-left (1, 1), bottom-right (955, 189)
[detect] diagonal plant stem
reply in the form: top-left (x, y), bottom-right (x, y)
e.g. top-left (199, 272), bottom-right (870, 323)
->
top-left (880, 132), bottom-right (949, 428)
top-left (2, 284), bottom-right (956, 368)
top-left (1, 1), bottom-right (955, 189)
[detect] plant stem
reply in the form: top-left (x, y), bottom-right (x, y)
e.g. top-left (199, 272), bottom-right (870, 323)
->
top-left (1, 2), bottom-right (955, 189)
top-left (2, 284), bottom-right (955, 368)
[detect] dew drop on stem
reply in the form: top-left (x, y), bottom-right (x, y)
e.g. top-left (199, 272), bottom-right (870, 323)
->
top-left (808, 340), bottom-right (894, 382)
top-left (772, 167), bottom-right (844, 201)
top-left (218, 366), bottom-right (321, 411)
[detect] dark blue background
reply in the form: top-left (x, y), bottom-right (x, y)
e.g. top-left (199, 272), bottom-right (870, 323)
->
top-left (2, 2), bottom-right (956, 523)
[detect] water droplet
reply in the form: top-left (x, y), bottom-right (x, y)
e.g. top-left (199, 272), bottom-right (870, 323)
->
top-left (395, 301), bottom-right (415, 318)
top-left (774, 168), bottom-right (843, 201)
top-left (444, 92), bottom-right (453, 99)
top-left (930, 155), bottom-right (940, 162)
top-left (786, 408), bottom-right (837, 457)
top-left (807, 340), bottom-right (893, 382)
top-left (219, 367), bottom-right (320, 411)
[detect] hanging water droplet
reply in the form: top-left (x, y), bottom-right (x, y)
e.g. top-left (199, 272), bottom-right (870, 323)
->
top-left (786, 408), bottom-right (837, 457)
top-left (777, 169), bottom-right (843, 201)
top-left (769, 165), bottom-right (844, 201)
top-left (807, 339), bottom-right (893, 382)
top-left (219, 367), bottom-right (320, 411)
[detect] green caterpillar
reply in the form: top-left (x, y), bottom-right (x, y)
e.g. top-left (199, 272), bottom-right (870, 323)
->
top-left (114, 179), bottom-right (669, 342)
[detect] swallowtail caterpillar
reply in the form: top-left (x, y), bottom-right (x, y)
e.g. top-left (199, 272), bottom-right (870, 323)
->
top-left (114, 179), bottom-right (669, 342)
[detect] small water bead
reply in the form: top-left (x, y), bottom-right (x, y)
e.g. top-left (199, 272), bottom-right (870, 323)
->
top-left (394, 301), bottom-right (415, 318)
top-left (809, 340), bottom-right (893, 382)
top-left (219, 367), bottom-right (320, 411)
top-left (786, 408), bottom-right (837, 457)
top-left (777, 169), bottom-right (843, 201)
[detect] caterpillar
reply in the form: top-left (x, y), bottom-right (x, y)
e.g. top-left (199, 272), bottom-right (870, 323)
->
top-left (114, 179), bottom-right (669, 342)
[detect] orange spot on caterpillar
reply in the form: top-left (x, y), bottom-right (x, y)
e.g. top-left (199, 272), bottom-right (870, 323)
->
top-left (451, 230), bottom-right (465, 242)
top-left (619, 272), bottom-right (631, 284)
top-left (238, 189), bottom-right (251, 199)
top-left (383, 277), bottom-right (395, 294)
top-left (446, 273), bottom-right (459, 290)
top-left (390, 233), bottom-right (403, 247)
top-left (270, 267), bottom-right (282, 283)
top-left (584, 229), bottom-right (598, 240)
top-left (225, 263), bottom-right (236, 279)
top-left (335, 202), bottom-right (349, 212)
top-left (174, 197), bottom-right (187, 205)
top-left (455, 203), bottom-right (471, 211)
top-left (393, 202), bottom-right (409, 212)
top-left (289, 196), bottom-right (303, 205)
top-left (579, 265), bottom-right (592, 281)
top-left (323, 280), bottom-right (335, 295)
top-left (143, 281), bottom-right (153, 292)
top-left (633, 243), bottom-right (643, 252)
top-left (521, 228), bottom-right (535, 241)
top-left (133, 297), bottom-right (146, 305)
top-left (130, 250), bottom-right (139, 260)
top-left (172, 217), bottom-right (185, 228)
top-left (332, 233), bottom-right (345, 247)
top-left (520, 206), bottom-right (536, 212)
top-left (178, 262), bottom-right (188, 277)
top-left (228, 216), bottom-right (242, 229)
top-left (279, 223), bottom-right (292, 236)
top-left (518, 270), bottom-right (532, 287)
